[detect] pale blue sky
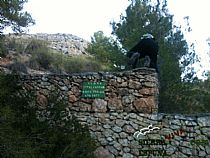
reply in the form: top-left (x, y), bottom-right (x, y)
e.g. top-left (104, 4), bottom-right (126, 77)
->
top-left (22, 0), bottom-right (210, 77)
top-left (23, 0), bottom-right (129, 40)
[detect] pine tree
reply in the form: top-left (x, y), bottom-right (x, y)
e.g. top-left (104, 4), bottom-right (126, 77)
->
top-left (111, 0), bottom-right (200, 113)
top-left (0, 0), bottom-right (35, 34)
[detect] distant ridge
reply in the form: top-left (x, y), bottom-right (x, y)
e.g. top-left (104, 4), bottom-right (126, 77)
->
top-left (7, 33), bottom-right (90, 55)
top-left (0, 33), bottom-right (93, 74)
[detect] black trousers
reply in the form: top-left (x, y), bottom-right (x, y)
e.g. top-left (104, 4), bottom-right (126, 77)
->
top-left (127, 51), bottom-right (158, 72)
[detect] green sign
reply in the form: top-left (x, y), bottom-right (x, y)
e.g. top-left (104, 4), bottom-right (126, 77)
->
top-left (82, 82), bottom-right (105, 98)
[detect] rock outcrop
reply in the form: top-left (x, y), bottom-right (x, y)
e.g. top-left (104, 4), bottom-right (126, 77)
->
top-left (0, 33), bottom-right (91, 74)
top-left (7, 33), bottom-right (89, 55)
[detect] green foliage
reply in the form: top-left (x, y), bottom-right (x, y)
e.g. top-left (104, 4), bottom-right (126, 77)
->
top-left (111, 0), bottom-right (207, 114)
top-left (158, 81), bottom-right (210, 114)
top-left (87, 31), bottom-right (127, 71)
top-left (6, 36), bottom-right (26, 53)
top-left (30, 42), bottom-right (53, 70)
top-left (111, 0), bottom-right (188, 75)
top-left (0, 0), bottom-right (35, 34)
top-left (0, 74), bottom-right (39, 158)
top-left (0, 0), bottom-right (34, 56)
top-left (24, 39), bottom-right (47, 54)
top-left (0, 73), bottom-right (97, 158)
top-left (62, 55), bottom-right (106, 73)
top-left (0, 35), bottom-right (29, 57)
top-left (25, 39), bottom-right (105, 73)
top-left (8, 61), bottom-right (28, 74)
top-left (35, 92), bottom-right (97, 158)
top-left (0, 36), bottom-right (8, 57)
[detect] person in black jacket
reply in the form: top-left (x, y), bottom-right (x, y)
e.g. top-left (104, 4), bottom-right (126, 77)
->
top-left (127, 33), bottom-right (159, 72)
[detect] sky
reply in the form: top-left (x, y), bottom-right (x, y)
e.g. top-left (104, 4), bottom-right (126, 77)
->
top-left (23, 0), bottom-right (129, 41)
top-left (22, 0), bottom-right (210, 77)
top-left (167, 0), bottom-right (210, 77)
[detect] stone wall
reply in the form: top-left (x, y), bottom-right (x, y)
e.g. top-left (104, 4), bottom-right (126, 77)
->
top-left (20, 68), bottom-right (159, 114)
top-left (18, 68), bottom-right (210, 158)
top-left (75, 112), bottom-right (210, 158)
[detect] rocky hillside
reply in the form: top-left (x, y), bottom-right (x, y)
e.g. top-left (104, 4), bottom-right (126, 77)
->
top-left (0, 33), bottom-right (97, 74)
top-left (7, 33), bottom-right (90, 55)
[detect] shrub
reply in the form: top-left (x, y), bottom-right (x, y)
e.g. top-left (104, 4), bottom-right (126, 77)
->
top-left (29, 46), bottom-right (53, 70)
top-left (29, 45), bottom-right (108, 73)
top-left (3, 37), bottom-right (112, 73)
top-left (24, 39), bottom-right (48, 54)
top-left (0, 73), bottom-right (97, 158)
top-left (8, 62), bottom-right (28, 74)
top-left (62, 55), bottom-right (104, 73)
top-left (0, 36), bottom-right (8, 57)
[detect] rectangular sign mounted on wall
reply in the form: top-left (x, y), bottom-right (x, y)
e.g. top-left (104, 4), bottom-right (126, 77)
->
top-left (81, 82), bottom-right (105, 98)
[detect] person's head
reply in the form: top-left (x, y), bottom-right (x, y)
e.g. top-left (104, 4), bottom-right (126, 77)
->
top-left (141, 33), bottom-right (155, 40)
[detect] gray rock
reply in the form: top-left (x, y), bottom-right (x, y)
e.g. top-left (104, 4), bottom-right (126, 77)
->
top-left (103, 124), bottom-right (111, 129)
top-left (197, 117), bottom-right (210, 127)
top-left (116, 119), bottom-right (125, 127)
top-left (99, 138), bottom-right (108, 146)
top-left (176, 152), bottom-right (188, 158)
top-left (107, 146), bottom-right (118, 156)
top-left (206, 146), bottom-right (210, 154)
top-left (60, 86), bottom-right (68, 91)
top-left (123, 147), bottom-right (130, 153)
top-left (127, 136), bottom-right (133, 141)
top-left (122, 153), bottom-right (134, 158)
top-left (130, 122), bottom-right (138, 130)
top-left (198, 150), bottom-right (207, 157)
top-left (175, 115), bottom-right (187, 120)
top-left (171, 119), bottom-right (182, 126)
top-left (103, 129), bottom-right (113, 138)
top-left (118, 139), bottom-right (129, 147)
top-left (136, 115), bottom-right (144, 122)
top-left (41, 76), bottom-right (48, 81)
top-left (112, 133), bottom-right (120, 139)
top-left (113, 126), bottom-right (122, 133)
top-left (128, 80), bottom-right (142, 89)
top-left (119, 132), bottom-right (128, 138)
top-left (185, 120), bottom-right (197, 126)
top-left (107, 137), bottom-right (113, 142)
top-left (94, 146), bottom-right (114, 158)
top-left (122, 95), bottom-right (135, 104)
top-left (129, 113), bottom-right (137, 119)
top-left (142, 81), bottom-right (156, 88)
top-left (180, 147), bottom-right (194, 155)
top-left (123, 125), bottom-right (135, 134)
top-left (92, 99), bottom-right (107, 112)
top-left (113, 142), bottom-right (122, 151)
top-left (166, 146), bottom-right (177, 155)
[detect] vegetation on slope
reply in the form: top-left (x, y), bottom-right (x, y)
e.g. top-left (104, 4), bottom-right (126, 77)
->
top-left (0, 73), bottom-right (97, 158)
top-left (1, 37), bottom-right (110, 73)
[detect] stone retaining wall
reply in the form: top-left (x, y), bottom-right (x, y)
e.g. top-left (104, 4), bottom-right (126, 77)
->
top-left (75, 112), bottom-right (210, 158)
top-left (20, 68), bottom-right (159, 113)
top-left (18, 68), bottom-right (210, 158)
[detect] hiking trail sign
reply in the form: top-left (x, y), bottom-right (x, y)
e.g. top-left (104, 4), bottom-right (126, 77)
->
top-left (81, 82), bottom-right (105, 98)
